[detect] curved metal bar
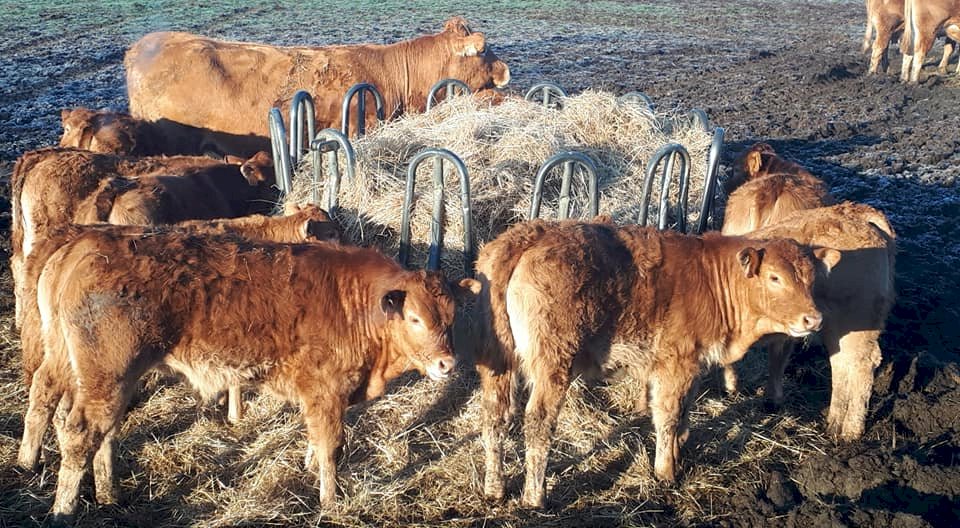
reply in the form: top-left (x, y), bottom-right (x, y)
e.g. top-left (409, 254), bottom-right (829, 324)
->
top-left (426, 78), bottom-right (471, 111)
top-left (639, 143), bottom-right (692, 232)
top-left (309, 128), bottom-right (357, 214)
top-left (268, 107), bottom-right (293, 196)
top-left (696, 127), bottom-right (725, 234)
top-left (398, 148), bottom-right (473, 276)
top-left (288, 90), bottom-right (316, 165)
top-left (618, 91), bottom-right (655, 111)
top-left (341, 82), bottom-right (385, 138)
top-left (529, 151), bottom-right (600, 220)
top-left (524, 82), bottom-right (567, 109)
top-left (689, 108), bottom-right (710, 132)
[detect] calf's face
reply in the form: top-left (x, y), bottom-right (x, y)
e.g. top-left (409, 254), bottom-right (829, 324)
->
top-left (737, 239), bottom-right (840, 338)
top-left (381, 271), bottom-right (478, 380)
top-left (59, 108), bottom-right (135, 154)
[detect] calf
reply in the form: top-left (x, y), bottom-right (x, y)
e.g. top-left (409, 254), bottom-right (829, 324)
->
top-left (474, 219), bottom-right (839, 507)
top-left (863, 0), bottom-right (957, 75)
top-left (21, 229), bottom-right (475, 521)
top-left (10, 148), bottom-right (276, 329)
top-left (16, 204), bottom-right (341, 423)
top-left (59, 107), bottom-right (259, 157)
top-left (900, 0), bottom-right (960, 82)
top-left (722, 144), bottom-right (833, 236)
top-left (741, 202), bottom-right (896, 440)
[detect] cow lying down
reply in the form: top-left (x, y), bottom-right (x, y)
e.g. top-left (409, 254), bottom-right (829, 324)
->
top-left (473, 219), bottom-right (839, 507)
top-left (20, 225), bottom-right (478, 521)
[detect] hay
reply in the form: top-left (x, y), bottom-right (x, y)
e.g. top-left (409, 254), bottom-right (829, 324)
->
top-left (284, 91), bottom-right (714, 279)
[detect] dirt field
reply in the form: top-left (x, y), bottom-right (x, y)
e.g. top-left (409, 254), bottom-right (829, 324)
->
top-left (1, 1), bottom-right (958, 526)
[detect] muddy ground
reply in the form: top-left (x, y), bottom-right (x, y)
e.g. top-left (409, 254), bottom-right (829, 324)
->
top-left (0, 0), bottom-right (958, 526)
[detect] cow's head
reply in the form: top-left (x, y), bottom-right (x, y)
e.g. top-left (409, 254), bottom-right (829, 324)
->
top-left (736, 238), bottom-right (840, 338)
top-left (381, 270), bottom-right (481, 381)
top-left (437, 17), bottom-right (511, 92)
top-left (232, 151), bottom-right (276, 187)
top-left (283, 202), bottom-right (344, 244)
top-left (60, 108), bottom-right (137, 154)
top-left (725, 143), bottom-right (776, 194)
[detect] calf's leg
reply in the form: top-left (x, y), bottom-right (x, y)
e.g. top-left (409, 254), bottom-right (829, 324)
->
top-left (765, 338), bottom-right (795, 409)
top-left (227, 385), bottom-right (242, 423)
top-left (649, 359), bottom-right (697, 483)
top-left (478, 361), bottom-right (515, 502)
top-left (93, 426), bottom-right (120, 505)
top-left (18, 357), bottom-right (69, 471)
top-left (521, 364), bottom-right (570, 508)
top-left (825, 329), bottom-right (882, 440)
top-left (303, 395), bottom-right (346, 508)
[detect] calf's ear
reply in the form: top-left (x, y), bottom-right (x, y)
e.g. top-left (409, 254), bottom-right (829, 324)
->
top-left (746, 150), bottom-right (763, 178)
top-left (381, 290), bottom-right (406, 320)
top-left (737, 247), bottom-right (763, 278)
top-left (456, 34), bottom-right (486, 57)
top-left (452, 278), bottom-right (481, 303)
top-left (61, 108), bottom-right (71, 121)
top-left (813, 247), bottom-right (842, 274)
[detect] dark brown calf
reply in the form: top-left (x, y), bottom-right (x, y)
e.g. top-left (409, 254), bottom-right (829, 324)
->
top-left (474, 219), bottom-right (839, 507)
top-left (21, 229), bottom-right (476, 521)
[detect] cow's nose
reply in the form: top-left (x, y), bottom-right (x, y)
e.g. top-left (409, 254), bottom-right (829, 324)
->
top-left (802, 313), bottom-right (823, 331)
top-left (426, 355), bottom-right (456, 380)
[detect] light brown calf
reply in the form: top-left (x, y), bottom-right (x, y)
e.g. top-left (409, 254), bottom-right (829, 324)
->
top-left (20, 229), bottom-right (475, 522)
top-left (863, 0), bottom-right (957, 75)
top-left (474, 219), bottom-right (839, 507)
top-left (740, 203), bottom-right (896, 440)
top-left (900, 0), bottom-right (960, 82)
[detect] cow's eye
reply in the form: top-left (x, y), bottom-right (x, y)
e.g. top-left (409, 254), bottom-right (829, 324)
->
top-left (409, 316), bottom-right (422, 325)
top-left (769, 274), bottom-right (781, 284)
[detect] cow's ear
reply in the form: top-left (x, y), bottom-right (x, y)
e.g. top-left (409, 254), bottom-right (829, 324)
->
top-left (381, 290), bottom-right (406, 320)
top-left (456, 33), bottom-right (486, 57)
top-left (224, 154), bottom-right (245, 164)
top-left (61, 108), bottom-right (70, 121)
top-left (443, 16), bottom-right (471, 36)
top-left (746, 150), bottom-right (763, 178)
top-left (737, 247), bottom-right (763, 278)
top-left (813, 247), bottom-right (842, 274)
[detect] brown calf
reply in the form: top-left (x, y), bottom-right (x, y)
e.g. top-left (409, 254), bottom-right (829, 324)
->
top-left (742, 202), bottom-right (896, 440)
top-left (16, 204), bottom-right (341, 426)
top-left (474, 219), bottom-right (839, 507)
top-left (20, 229), bottom-right (475, 521)
top-left (10, 148), bottom-right (276, 329)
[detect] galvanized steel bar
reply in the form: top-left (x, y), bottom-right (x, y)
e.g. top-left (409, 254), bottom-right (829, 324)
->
top-left (426, 78), bottom-right (471, 111)
top-left (689, 108), bottom-right (710, 132)
top-left (696, 127), bottom-right (725, 234)
top-left (309, 128), bottom-right (356, 214)
top-left (288, 90), bottom-right (316, 165)
top-left (341, 82), bottom-right (386, 137)
top-left (618, 91), bottom-right (655, 111)
top-left (639, 143), bottom-right (692, 232)
top-left (398, 148), bottom-right (474, 276)
top-left (524, 82), bottom-right (567, 109)
top-left (268, 107), bottom-right (293, 196)
top-left (529, 151), bottom-right (600, 220)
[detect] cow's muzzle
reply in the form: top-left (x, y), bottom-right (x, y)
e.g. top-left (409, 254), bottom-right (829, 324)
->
top-left (788, 312), bottom-right (823, 337)
top-left (426, 355), bottom-right (456, 381)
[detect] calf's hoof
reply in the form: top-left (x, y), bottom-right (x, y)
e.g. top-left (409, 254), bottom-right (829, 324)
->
top-left (520, 492), bottom-right (545, 509)
top-left (96, 483), bottom-right (121, 506)
top-left (483, 482), bottom-right (505, 502)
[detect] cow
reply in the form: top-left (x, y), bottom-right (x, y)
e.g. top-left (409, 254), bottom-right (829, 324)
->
top-left (863, 0), bottom-right (957, 75)
top-left (10, 148), bottom-right (276, 329)
top-left (15, 204), bottom-right (341, 431)
top-left (725, 202), bottom-right (896, 440)
top-left (125, 17), bottom-right (511, 155)
top-left (473, 219), bottom-right (839, 507)
top-left (900, 0), bottom-right (960, 82)
top-left (18, 227), bottom-right (478, 521)
top-left (60, 107), bottom-right (222, 157)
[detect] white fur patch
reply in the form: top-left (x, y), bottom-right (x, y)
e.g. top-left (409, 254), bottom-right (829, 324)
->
top-left (505, 279), bottom-right (532, 362)
top-left (20, 192), bottom-right (35, 257)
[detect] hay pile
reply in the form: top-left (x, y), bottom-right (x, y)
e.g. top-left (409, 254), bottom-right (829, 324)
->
top-left (284, 91), bottom-right (714, 279)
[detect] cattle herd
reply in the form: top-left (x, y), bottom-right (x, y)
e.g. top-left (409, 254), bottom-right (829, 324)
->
top-left (11, 5), bottom-right (952, 523)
